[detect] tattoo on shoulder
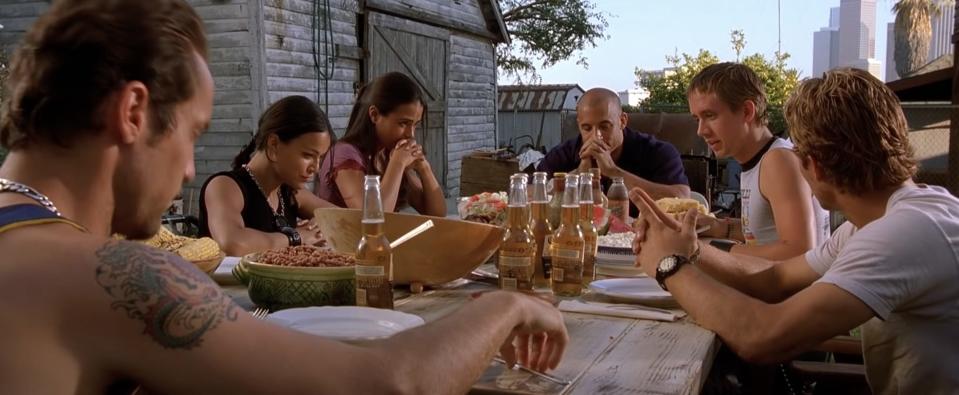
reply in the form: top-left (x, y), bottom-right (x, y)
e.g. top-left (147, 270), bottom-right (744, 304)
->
top-left (94, 240), bottom-right (239, 349)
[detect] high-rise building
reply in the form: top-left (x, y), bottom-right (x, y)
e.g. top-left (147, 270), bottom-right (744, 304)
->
top-left (813, 7), bottom-right (841, 77)
top-left (838, 0), bottom-right (877, 67)
top-left (848, 58), bottom-right (882, 79)
top-left (929, 3), bottom-right (955, 61)
top-left (886, 22), bottom-right (898, 82)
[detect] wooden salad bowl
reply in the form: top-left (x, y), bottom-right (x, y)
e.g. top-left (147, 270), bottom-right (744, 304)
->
top-left (313, 208), bottom-right (505, 286)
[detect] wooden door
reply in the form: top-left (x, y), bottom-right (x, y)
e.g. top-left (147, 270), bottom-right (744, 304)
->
top-left (366, 12), bottom-right (449, 194)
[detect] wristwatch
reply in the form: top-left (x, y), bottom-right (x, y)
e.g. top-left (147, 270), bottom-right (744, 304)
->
top-left (279, 226), bottom-right (302, 246)
top-left (655, 254), bottom-right (691, 291)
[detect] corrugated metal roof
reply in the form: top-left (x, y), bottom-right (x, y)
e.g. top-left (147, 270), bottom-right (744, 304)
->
top-left (498, 84), bottom-right (584, 112)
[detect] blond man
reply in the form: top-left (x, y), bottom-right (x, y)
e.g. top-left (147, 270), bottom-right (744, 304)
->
top-left (0, 1), bottom-right (566, 393)
top-left (634, 68), bottom-right (959, 394)
top-left (688, 63), bottom-right (830, 260)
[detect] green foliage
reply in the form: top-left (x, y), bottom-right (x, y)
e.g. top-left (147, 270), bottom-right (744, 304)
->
top-left (497, 0), bottom-right (609, 83)
top-left (634, 45), bottom-right (800, 135)
top-left (636, 49), bottom-right (719, 112)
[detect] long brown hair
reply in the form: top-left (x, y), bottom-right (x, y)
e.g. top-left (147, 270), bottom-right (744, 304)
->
top-left (339, 72), bottom-right (425, 172)
top-left (232, 95), bottom-right (335, 169)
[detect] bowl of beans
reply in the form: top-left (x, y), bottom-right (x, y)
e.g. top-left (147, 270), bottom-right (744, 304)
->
top-left (240, 245), bottom-right (356, 310)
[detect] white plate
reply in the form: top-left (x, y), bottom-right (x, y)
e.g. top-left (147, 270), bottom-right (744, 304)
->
top-left (268, 306), bottom-right (425, 341)
top-left (212, 256), bottom-right (242, 285)
top-left (594, 263), bottom-right (647, 278)
top-left (588, 278), bottom-right (674, 305)
top-left (596, 250), bottom-right (636, 266)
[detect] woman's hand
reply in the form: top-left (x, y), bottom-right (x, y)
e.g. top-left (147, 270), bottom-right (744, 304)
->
top-left (296, 219), bottom-right (325, 247)
top-left (389, 139), bottom-right (419, 169)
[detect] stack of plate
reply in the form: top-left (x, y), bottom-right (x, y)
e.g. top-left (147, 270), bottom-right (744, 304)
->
top-left (595, 245), bottom-right (644, 278)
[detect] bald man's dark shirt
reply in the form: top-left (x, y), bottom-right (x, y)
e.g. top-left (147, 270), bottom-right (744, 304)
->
top-left (537, 127), bottom-right (688, 216)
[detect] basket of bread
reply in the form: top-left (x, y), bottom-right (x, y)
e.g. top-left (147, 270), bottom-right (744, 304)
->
top-left (239, 245), bottom-right (356, 310)
top-left (142, 226), bottom-right (224, 274)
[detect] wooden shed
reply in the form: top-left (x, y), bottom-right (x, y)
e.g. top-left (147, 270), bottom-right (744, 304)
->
top-left (497, 84), bottom-right (583, 152)
top-left (0, 0), bottom-right (509, 213)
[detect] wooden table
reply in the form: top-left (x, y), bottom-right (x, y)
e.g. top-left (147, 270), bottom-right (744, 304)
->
top-left (396, 281), bottom-right (719, 395)
top-left (222, 280), bottom-right (719, 395)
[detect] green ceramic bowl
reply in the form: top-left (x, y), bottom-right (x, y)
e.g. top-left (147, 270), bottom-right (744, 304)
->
top-left (239, 253), bottom-right (355, 310)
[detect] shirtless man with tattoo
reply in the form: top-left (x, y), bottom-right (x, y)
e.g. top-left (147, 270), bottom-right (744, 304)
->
top-left (0, 1), bottom-right (567, 393)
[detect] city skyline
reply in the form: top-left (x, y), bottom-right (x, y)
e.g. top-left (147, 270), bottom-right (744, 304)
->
top-left (529, 0), bottom-right (898, 92)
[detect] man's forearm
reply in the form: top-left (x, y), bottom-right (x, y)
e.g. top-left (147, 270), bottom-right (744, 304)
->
top-left (375, 292), bottom-right (527, 394)
top-left (614, 167), bottom-right (688, 199)
top-left (729, 241), bottom-right (810, 261)
top-left (665, 266), bottom-right (782, 362)
top-left (697, 244), bottom-right (783, 303)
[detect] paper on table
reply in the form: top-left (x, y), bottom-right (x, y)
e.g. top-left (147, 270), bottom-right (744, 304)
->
top-left (558, 299), bottom-right (684, 322)
top-left (212, 256), bottom-right (242, 285)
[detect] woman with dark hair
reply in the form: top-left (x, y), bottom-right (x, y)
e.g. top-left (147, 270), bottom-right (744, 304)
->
top-left (199, 95), bottom-right (336, 256)
top-left (314, 72), bottom-right (446, 216)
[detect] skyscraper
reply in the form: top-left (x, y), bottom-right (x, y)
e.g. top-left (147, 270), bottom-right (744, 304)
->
top-left (813, 7), bottom-right (841, 77)
top-left (838, 0), bottom-right (877, 67)
top-left (886, 22), bottom-right (898, 81)
top-left (929, 3), bottom-right (955, 61)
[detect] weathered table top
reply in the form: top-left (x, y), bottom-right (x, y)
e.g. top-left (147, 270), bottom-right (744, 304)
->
top-left (222, 280), bottom-right (719, 395)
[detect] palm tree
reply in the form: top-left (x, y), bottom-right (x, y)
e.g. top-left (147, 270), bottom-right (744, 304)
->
top-left (893, 0), bottom-right (953, 77)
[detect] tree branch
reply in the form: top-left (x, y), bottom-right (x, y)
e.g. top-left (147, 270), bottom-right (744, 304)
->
top-left (502, 0), bottom-right (552, 22)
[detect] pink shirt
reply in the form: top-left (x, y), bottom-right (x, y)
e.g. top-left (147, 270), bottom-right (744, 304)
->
top-left (314, 142), bottom-right (367, 207)
top-left (314, 142), bottom-right (411, 211)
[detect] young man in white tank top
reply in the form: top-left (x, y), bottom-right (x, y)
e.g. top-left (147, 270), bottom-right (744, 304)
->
top-left (634, 68), bottom-right (959, 395)
top-left (687, 63), bottom-right (830, 260)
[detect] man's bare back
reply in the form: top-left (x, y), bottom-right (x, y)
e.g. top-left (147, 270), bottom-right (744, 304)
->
top-left (0, 1), bottom-right (567, 393)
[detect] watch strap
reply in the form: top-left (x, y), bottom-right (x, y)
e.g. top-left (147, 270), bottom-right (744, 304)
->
top-left (280, 226), bottom-right (302, 246)
top-left (655, 254), bottom-right (691, 291)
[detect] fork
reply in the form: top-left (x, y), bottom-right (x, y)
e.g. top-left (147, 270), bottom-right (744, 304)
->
top-left (492, 357), bottom-right (572, 386)
top-left (251, 306), bottom-right (270, 320)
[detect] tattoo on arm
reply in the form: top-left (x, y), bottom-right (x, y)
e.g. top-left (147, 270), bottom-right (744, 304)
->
top-left (94, 240), bottom-right (238, 349)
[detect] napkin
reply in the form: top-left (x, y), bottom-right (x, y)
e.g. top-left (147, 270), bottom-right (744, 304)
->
top-left (212, 256), bottom-right (242, 285)
top-left (558, 300), bottom-right (684, 322)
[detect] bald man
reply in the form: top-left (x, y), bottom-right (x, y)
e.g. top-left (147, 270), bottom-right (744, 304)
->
top-left (537, 88), bottom-right (689, 215)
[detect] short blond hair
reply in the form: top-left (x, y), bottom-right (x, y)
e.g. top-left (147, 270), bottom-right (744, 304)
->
top-left (784, 68), bottom-right (916, 194)
top-left (688, 62), bottom-right (768, 126)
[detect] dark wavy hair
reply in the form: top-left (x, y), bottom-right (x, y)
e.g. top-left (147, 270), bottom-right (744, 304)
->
top-left (232, 95), bottom-right (335, 169)
top-left (1, 0), bottom-right (206, 149)
top-left (339, 72), bottom-right (425, 171)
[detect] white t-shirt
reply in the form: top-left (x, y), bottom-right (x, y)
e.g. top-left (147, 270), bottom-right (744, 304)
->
top-left (740, 138), bottom-right (831, 246)
top-left (805, 184), bottom-right (959, 395)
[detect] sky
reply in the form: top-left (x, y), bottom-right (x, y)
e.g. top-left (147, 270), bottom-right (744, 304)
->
top-left (524, 0), bottom-right (898, 91)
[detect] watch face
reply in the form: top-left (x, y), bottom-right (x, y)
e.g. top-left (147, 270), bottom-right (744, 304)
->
top-left (658, 256), bottom-right (677, 272)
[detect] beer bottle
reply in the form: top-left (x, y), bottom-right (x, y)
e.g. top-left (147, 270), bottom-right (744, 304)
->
top-left (549, 174), bottom-right (585, 296)
top-left (607, 177), bottom-right (629, 224)
top-left (579, 174), bottom-right (598, 282)
top-left (530, 172), bottom-right (552, 287)
top-left (355, 175), bottom-right (393, 309)
top-left (498, 174), bottom-right (536, 291)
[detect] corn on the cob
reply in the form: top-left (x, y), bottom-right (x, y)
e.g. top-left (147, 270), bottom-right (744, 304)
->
top-left (174, 237), bottom-right (222, 261)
